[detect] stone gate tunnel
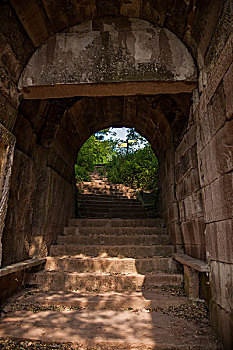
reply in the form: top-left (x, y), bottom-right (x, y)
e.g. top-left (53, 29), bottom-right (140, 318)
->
top-left (0, 1), bottom-right (232, 348)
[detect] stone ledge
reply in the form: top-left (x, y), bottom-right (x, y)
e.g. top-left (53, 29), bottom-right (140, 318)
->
top-left (173, 253), bottom-right (210, 272)
top-left (0, 258), bottom-right (46, 278)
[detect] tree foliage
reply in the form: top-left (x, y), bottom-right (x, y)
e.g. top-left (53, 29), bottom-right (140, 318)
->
top-left (106, 145), bottom-right (158, 191)
top-left (75, 133), bottom-right (117, 182)
top-left (75, 128), bottom-right (159, 191)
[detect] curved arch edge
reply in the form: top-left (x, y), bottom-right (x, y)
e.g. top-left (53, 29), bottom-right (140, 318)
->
top-left (18, 18), bottom-right (197, 99)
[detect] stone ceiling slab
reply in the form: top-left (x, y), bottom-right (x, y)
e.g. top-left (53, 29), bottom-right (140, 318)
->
top-left (19, 18), bottom-right (197, 99)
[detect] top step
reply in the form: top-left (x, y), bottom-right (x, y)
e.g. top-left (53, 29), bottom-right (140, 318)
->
top-left (69, 218), bottom-right (164, 227)
top-left (81, 182), bottom-right (137, 191)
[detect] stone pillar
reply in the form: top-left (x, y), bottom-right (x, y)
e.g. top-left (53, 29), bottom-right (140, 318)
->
top-left (184, 265), bottom-right (199, 300)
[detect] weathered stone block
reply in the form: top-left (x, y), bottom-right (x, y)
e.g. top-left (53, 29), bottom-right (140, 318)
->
top-left (176, 167), bottom-right (200, 202)
top-left (163, 202), bottom-right (179, 225)
top-left (223, 61), bottom-right (233, 120)
top-left (0, 1), bottom-right (34, 66)
top-left (197, 83), bottom-right (227, 154)
top-left (96, 0), bottom-right (119, 16)
top-left (13, 113), bottom-right (37, 156)
top-left (0, 92), bottom-right (17, 131)
top-left (120, 0), bottom-right (140, 17)
top-left (0, 123), bottom-right (15, 266)
top-left (0, 68), bottom-right (20, 108)
top-left (175, 145), bottom-right (198, 183)
top-left (1, 150), bottom-right (36, 266)
top-left (210, 300), bottom-right (233, 350)
top-left (9, 0), bottom-right (53, 47)
top-left (203, 173), bottom-right (233, 223)
top-left (0, 32), bottom-right (22, 82)
top-left (179, 190), bottom-right (203, 221)
top-left (175, 124), bottom-right (196, 163)
top-left (141, 0), bottom-right (166, 26)
top-left (75, 0), bottom-right (97, 23)
top-left (210, 260), bottom-right (233, 313)
top-left (181, 218), bottom-right (205, 246)
top-left (194, 1), bottom-right (224, 70)
top-left (167, 221), bottom-right (183, 246)
top-left (204, 32), bottom-right (233, 107)
top-left (184, 265), bottom-right (199, 299)
top-left (205, 219), bottom-right (233, 264)
top-left (160, 185), bottom-right (176, 211)
top-left (185, 244), bottom-right (206, 261)
top-left (198, 119), bottom-right (233, 187)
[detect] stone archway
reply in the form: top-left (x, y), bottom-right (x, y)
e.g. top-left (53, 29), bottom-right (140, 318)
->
top-left (0, 1), bottom-right (232, 347)
top-left (1, 17), bottom-right (197, 265)
top-left (18, 18), bottom-right (196, 99)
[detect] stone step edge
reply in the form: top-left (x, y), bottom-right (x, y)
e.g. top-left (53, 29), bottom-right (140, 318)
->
top-left (45, 256), bottom-right (175, 262)
top-left (27, 271), bottom-right (183, 279)
top-left (63, 229), bottom-right (167, 236)
top-left (50, 244), bottom-right (173, 248)
top-left (58, 234), bottom-right (169, 239)
top-left (4, 291), bottom-right (190, 310)
top-left (69, 218), bottom-right (164, 224)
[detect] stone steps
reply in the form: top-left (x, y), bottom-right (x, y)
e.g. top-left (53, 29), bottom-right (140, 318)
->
top-left (26, 271), bottom-right (183, 292)
top-left (2, 289), bottom-right (190, 310)
top-left (45, 257), bottom-right (178, 273)
top-left (64, 226), bottom-right (167, 235)
top-left (79, 200), bottom-right (143, 208)
top-left (81, 182), bottom-right (137, 191)
top-left (81, 185), bottom-right (136, 191)
top-left (79, 206), bottom-right (147, 214)
top-left (79, 211), bottom-right (148, 219)
top-left (79, 194), bottom-right (139, 202)
top-left (69, 218), bottom-right (164, 227)
top-left (57, 234), bottom-right (170, 246)
top-left (49, 244), bottom-right (174, 258)
top-left (81, 189), bottom-right (137, 198)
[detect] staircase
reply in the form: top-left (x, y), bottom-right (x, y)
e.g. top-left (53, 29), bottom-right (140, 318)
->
top-left (0, 173), bottom-right (220, 349)
top-left (27, 173), bottom-right (182, 291)
top-left (78, 173), bottom-right (148, 218)
top-left (27, 217), bottom-right (182, 292)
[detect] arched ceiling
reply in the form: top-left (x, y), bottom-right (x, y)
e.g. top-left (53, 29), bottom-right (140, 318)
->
top-left (18, 93), bottom-right (191, 163)
top-left (8, 0), bottom-right (203, 51)
top-left (1, 0), bottom-right (227, 92)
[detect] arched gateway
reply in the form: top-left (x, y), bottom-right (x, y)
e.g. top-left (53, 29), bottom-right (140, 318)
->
top-left (0, 4), bottom-right (232, 348)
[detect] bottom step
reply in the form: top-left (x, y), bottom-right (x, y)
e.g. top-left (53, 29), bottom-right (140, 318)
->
top-left (3, 289), bottom-right (190, 311)
top-left (26, 271), bottom-right (183, 292)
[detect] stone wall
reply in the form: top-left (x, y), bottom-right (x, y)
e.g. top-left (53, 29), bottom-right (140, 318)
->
top-left (0, 0), bottom-right (33, 266)
top-left (1, 101), bottom-right (76, 266)
top-left (160, 143), bottom-right (183, 253)
top-left (189, 1), bottom-right (232, 346)
top-left (196, 33), bottom-right (233, 348)
top-left (175, 122), bottom-right (205, 260)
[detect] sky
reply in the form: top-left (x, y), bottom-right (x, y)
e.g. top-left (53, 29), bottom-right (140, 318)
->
top-left (109, 127), bottom-right (128, 141)
top-left (105, 127), bottom-right (148, 150)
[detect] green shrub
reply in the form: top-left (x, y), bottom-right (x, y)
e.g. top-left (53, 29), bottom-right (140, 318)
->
top-left (106, 145), bottom-right (158, 191)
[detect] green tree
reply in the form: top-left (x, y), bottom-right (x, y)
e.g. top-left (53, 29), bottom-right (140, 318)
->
top-left (75, 133), bottom-right (117, 182)
top-left (75, 128), bottom-right (159, 193)
top-left (106, 145), bottom-right (159, 191)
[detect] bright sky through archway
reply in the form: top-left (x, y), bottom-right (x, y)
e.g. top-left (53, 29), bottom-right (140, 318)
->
top-left (104, 128), bottom-right (148, 151)
top-left (107, 127), bottom-right (128, 141)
